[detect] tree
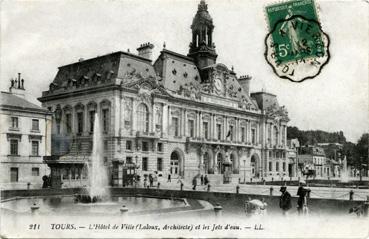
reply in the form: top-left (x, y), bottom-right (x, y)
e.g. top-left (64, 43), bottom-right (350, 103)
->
top-left (354, 133), bottom-right (369, 180)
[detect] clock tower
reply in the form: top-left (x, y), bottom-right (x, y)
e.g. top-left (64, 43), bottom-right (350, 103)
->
top-left (188, 0), bottom-right (218, 70)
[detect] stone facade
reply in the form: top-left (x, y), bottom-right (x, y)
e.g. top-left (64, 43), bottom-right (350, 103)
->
top-left (38, 0), bottom-right (290, 187)
top-left (0, 74), bottom-right (52, 189)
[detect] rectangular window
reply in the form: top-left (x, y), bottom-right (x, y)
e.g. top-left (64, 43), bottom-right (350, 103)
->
top-left (157, 158), bottom-right (163, 171)
top-left (66, 114), bottom-right (72, 133)
top-left (11, 117), bottom-right (19, 129)
top-left (276, 162), bottom-right (279, 171)
top-left (241, 127), bottom-right (245, 142)
top-left (269, 162), bottom-right (272, 171)
top-left (126, 140), bottom-right (132, 150)
top-left (188, 119), bottom-right (194, 137)
top-left (157, 142), bottom-right (163, 152)
top-left (229, 125), bottom-right (234, 141)
top-left (102, 108), bottom-right (109, 133)
top-left (10, 139), bottom-right (18, 155)
top-left (31, 141), bottom-right (39, 156)
top-left (251, 128), bottom-right (256, 144)
top-left (77, 112), bottom-right (84, 134)
top-left (10, 167), bottom-right (18, 182)
top-left (104, 140), bottom-right (108, 151)
top-left (203, 121), bottom-right (209, 139)
top-left (142, 157), bottom-right (148, 171)
top-left (32, 119), bottom-right (39, 131)
top-left (31, 167), bottom-right (39, 176)
top-left (142, 141), bottom-right (149, 152)
top-left (269, 151), bottom-right (272, 158)
top-left (126, 156), bottom-right (132, 164)
top-left (172, 117), bottom-right (179, 136)
top-left (216, 124), bottom-right (222, 140)
top-left (89, 111), bottom-right (95, 132)
top-left (62, 168), bottom-right (69, 180)
top-left (282, 162), bottom-right (286, 172)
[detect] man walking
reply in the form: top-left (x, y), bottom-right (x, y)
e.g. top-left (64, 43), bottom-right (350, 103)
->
top-left (279, 186), bottom-right (292, 216)
top-left (200, 175), bottom-right (204, 185)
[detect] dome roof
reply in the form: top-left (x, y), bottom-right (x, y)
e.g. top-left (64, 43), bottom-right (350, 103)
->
top-left (191, 0), bottom-right (213, 28)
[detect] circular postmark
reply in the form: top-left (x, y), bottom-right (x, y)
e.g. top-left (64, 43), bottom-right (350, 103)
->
top-left (264, 15), bottom-right (330, 82)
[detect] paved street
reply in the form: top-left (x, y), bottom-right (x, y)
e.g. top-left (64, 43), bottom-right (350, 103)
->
top-left (142, 179), bottom-right (369, 202)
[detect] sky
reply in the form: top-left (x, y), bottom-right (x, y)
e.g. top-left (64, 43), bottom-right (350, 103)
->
top-left (0, 0), bottom-right (368, 142)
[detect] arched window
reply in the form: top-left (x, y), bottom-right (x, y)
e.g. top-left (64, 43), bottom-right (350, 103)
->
top-left (273, 126), bottom-right (278, 146)
top-left (170, 151), bottom-right (180, 176)
top-left (137, 103), bottom-right (149, 133)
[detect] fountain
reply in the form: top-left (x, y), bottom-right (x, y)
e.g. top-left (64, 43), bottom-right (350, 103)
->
top-left (340, 156), bottom-right (349, 183)
top-left (76, 113), bottom-right (110, 203)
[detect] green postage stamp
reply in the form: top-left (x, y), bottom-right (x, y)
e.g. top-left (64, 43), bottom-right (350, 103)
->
top-left (264, 0), bottom-right (330, 82)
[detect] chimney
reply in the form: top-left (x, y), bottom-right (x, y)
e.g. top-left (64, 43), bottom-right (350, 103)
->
top-left (9, 73), bottom-right (26, 98)
top-left (238, 75), bottom-right (252, 96)
top-left (136, 42), bottom-right (154, 60)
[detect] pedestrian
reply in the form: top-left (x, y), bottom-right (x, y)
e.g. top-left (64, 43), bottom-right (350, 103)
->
top-left (204, 175), bottom-right (209, 185)
top-left (167, 173), bottom-right (171, 182)
top-left (149, 174), bottom-right (153, 187)
top-left (143, 178), bottom-right (147, 188)
top-left (279, 186), bottom-right (292, 216)
top-left (192, 177), bottom-right (197, 190)
top-left (200, 175), bottom-right (204, 185)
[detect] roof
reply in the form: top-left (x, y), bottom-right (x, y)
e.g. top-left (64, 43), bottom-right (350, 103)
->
top-left (0, 91), bottom-right (50, 113)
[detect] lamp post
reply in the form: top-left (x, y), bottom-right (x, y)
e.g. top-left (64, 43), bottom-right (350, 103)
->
top-left (243, 159), bottom-right (246, 183)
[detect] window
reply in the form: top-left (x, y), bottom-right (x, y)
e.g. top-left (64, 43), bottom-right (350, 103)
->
top-left (32, 119), bottom-right (39, 131)
top-left (241, 127), bottom-right (246, 142)
top-left (126, 140), bottom-right (132, 150)
top-left (137, 104), bottom-right (149, 133)
top-left (276, 162), bottom-right (279, 171)
top-left (31, 141), bottom-right (39, 156)
top-left (216, 124), bottom-right (222, 140)
top-left (10, 139), bottom-right (18, 155)
top-left (66, 113), bottom-right (72, 133)
top-left (10, 168), bottom-right (18, 182)
top-left (157, 158), bottom-right (163, 171)
top-left (188, 119), bottom-right (194, 137)
top-left (89, 111), bottom-right (95, 132)
top-left (104, 140), bottom-right (108, 151)
top-left (102, 108), bottom-right (109, 133)
top-left (62, 168), bottom-right (69, 180)
top-left (57, 124), bottom-right (61, 134)
top-left (126, 156), bottom-right (132, 164)
top-left (282, 162), bottom-right (286, 172)
top-left (273, 126), bottom-right (278, 146)
top-left (269, 162), bottom-right (272, 171)
top-left (142, 141), bottom-right (149, 152)
top-left (229, 125), bottom-right (234, 141)
top-left (77, 112), bottom-right (84, 134)
top-left (32, 167), bottom-right (39, 176)
top-left (11, 117), bottom-right (19, 129)
top-left (251, 128), bottom-right (256, 144)
top-left (203, 121), bottom-right (209, 139)
top-left (269, 151), bottom-right (272, 158)
top-left (142, 157), bottom-right (148, 171)
top-left (172, 117), bottom-right (179, 136)
top-left (157, 143), bottom-right (163, 152)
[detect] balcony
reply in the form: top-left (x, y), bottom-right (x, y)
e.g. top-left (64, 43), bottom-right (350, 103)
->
top-left (136, 131), bottom-right (160, 139)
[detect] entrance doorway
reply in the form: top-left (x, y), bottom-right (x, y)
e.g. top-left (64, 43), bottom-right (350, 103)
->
top-left (170, 151), bottom-right (180, 177)
top-left (217, 153), bottom-right (224, 174)
top-left (250, 154), bottom-right (259, 178)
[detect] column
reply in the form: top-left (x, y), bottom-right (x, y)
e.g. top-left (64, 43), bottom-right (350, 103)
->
top-left (199, 111), bottom-right (202, 138)
top-left (132, 101), bottom-right (137, 132)
top-left (162, 104), bottom-right (167, 137)
top-left (167, 105), bottom-right (171, 136)
top-left (236, 118), bottom-right (240, 142)
top-left (223, 117), bottom-right (227, 140)
top-left (182, 109), bottom-right (186, 136)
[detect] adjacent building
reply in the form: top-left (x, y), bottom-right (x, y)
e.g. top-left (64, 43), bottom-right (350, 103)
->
top-left (0, 74), bottom-right (52, 189)
top-left (38, 0), bottom-right (290, 188)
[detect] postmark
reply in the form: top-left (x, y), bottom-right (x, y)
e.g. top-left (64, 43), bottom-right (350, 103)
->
top-left (264, 0), bottom-right (330, 82)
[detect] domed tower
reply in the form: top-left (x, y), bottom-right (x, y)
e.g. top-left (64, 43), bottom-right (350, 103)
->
top-left (188, 0), bottom-right (218, 69)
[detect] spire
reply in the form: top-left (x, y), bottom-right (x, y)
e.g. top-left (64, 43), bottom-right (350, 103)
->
top-left (188, 0), bottom-right (217, 69)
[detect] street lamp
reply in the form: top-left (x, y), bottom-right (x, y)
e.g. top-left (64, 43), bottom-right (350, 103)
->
top-left (243, 159), bottom-right (246, 183)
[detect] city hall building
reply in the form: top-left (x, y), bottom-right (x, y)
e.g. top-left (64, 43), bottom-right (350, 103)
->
top-left (39, 0), bottom-right (290, 188)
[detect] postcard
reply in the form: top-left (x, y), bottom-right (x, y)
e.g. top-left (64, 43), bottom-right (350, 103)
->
top-left (0, 0), bottom-right (368, 238)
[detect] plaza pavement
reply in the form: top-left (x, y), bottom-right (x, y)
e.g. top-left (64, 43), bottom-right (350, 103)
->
top-left (148, 178), bottom-right (369, 202)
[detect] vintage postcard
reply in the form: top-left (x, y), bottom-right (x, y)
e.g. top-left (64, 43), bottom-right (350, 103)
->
top-left (0, 0), bottom-right (368, 238)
